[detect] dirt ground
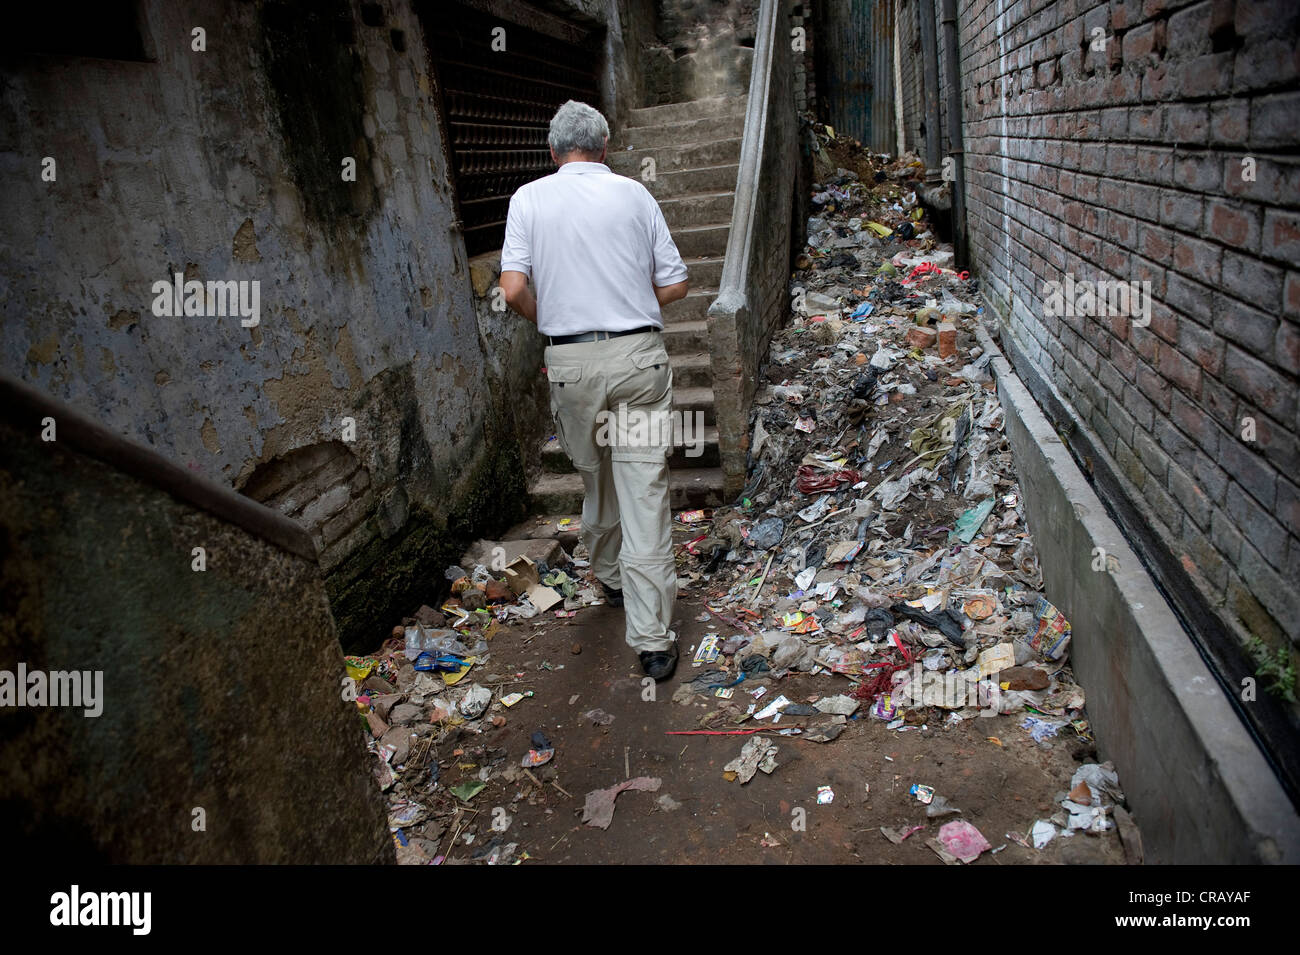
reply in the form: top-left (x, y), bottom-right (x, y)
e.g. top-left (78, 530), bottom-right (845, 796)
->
top-left (419, 563), bottom-right (1131, 866)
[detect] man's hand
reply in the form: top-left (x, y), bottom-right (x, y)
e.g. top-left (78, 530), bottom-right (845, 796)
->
top-left (500, 270), bottom-right (537, 323)
top-left (654, 279), bottom-right (689, 307)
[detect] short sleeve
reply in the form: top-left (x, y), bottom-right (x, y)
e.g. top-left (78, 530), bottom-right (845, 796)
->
top-left (499, 192), bottom-right (531, 275)
top-left (648, 194), bottom-right (688, 287)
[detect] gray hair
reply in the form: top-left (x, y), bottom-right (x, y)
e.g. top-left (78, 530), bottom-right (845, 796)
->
top-left (548, 100), bottom-right (609, 158)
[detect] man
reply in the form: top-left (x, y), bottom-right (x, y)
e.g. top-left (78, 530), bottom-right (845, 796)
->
top-left (499, 100), bottom-right (689, 681)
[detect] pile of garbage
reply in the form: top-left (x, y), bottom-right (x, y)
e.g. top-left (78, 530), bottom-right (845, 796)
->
top-left (342, 539), bottom-right (607, 866)
top-left (669, 143), bottom-right (1129, 856)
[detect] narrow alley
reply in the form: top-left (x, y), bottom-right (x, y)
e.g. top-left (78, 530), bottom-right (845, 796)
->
top-left (1, 0), bottom-right (1297, 911)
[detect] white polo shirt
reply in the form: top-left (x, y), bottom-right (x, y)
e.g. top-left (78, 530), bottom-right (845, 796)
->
top-left (499, 161), bottom-right (688, 336)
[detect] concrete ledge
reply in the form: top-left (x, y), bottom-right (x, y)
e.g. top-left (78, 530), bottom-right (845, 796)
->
top-left (707, 0), bottom-right (795, 498)
top-left (975, 322), bottom-right (1300, 863)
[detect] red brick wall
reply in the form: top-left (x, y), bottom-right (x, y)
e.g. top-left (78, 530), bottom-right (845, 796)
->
top-left (951, 0), bottom-right (1299, 651)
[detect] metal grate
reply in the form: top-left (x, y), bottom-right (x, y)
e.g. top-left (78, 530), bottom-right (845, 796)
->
top-left (422, 3), bottom-right (602, 257)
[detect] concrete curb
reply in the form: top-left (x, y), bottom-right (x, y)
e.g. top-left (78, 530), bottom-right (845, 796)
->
top-left (974, 322), bottom-right (1300, 863)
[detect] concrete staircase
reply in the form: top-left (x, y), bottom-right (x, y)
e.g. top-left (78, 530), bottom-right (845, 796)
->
top-left (528, 94), bottom-right (748, 514)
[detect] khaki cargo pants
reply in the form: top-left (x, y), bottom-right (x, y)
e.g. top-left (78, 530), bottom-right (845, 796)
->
top-left (544, 330), bottom-right (677, 653)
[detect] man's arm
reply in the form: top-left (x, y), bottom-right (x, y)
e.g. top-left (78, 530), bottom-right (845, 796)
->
top-left (653, 279), bottom-right (689, 306)
top-left (499, 190), bottom-right (536, 322)
top-left (500, 270), bottom-right (537, 323)
top-left (646, 189), bottom-right (689, 309)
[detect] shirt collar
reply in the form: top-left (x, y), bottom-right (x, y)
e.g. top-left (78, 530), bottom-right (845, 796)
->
top-left (556, 161), bottom-right (611, 175)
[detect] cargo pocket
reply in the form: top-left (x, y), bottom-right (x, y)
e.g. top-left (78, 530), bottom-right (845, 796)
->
top-left (613, 350), bottom-right (673, 464)
top-left (546, 364), bottom-right (583, 386)
top-left (545, 364), bottom-right (584, 463)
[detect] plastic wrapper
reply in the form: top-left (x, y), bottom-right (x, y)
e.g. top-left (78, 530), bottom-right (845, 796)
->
top-left (795, 464), bottom-right (861, 493)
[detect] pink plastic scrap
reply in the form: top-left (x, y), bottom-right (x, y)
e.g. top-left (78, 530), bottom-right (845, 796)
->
top-left (581, 776), bottom-right (662, 830)
top-left (937, 820), bottom-right (992, 863)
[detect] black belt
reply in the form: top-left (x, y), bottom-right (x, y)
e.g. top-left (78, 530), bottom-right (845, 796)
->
top-left (547, 326), bottom-right (658, 346)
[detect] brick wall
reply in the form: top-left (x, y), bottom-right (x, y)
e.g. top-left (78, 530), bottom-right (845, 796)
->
top-left (792, 1), bottom-right (817, 113)
top-left (947, 0), bottom-right (1299, 661)
top-left (898, 0), bottom-right (923, 152)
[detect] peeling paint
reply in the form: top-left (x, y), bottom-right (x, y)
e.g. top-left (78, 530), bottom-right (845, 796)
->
top-left (26, 332), bottom-right (59, 366)
top-left (200, 417), bottom-right (221, 454)
top-left (232, 218), bottom-right (261, 264)
top-left (108, 309), bottom-right (137, 331)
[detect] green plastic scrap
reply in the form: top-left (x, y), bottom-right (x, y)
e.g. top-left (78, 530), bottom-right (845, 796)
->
top-left (542, 570), bottom-right (577, 598)
top-left (449, 781), bottom-right (486, 802)
top-left (908, 396), bottom-right (970, 468)
top-left (948, 497), bottom-right (996, 544)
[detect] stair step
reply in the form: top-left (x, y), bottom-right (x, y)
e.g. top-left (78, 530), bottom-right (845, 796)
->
top-left (627, 95), bottom-right (748, 127)
top-left (682, 255), bottom-right (725, 288)
top-left (641, 163), bottom-right (740, 200)
top-left (613, 113), bottom-right (745, 149)
top-left (607, 138), bottom-right (742, 175)
top-left (669, 350), bottom-right (713, 387)
top-left (660, 190), bottom-right (735, 230)
top-left (662, 319), bottom-right (710, 352)
top-left (540, 424), bottom-right (721, 472)
top-left (529, 467), bottom-right (728, 512)
top-left (673, 385), bottom-right (716, 425)
top-left (503, 514), bottom-right (583, 551)
top-left (671, 221), bottom-right (732, 258)
top-left (661, 288), bottom-right (715, 325)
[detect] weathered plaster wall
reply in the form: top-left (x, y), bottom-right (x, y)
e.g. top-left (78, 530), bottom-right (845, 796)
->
top-left (606, 0), bottom-right (660, 121)
top-left (0, 0), bottom-right (549, 649)
top-left (468, 251), bottom-right (551, 476)
top-left (0, 383), bottom-right (392, 863)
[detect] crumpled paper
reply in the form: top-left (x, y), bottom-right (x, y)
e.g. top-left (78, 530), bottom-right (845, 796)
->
top-left (581, 776), bottom-right (662, 829)
top-left (723, 736), bottom-right (780, 783)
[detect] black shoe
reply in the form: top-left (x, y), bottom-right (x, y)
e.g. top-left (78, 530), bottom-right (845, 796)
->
top-left (600, 580), bottom-right (624, 607)
top-left (639, 646), bottom-right (678, 681)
